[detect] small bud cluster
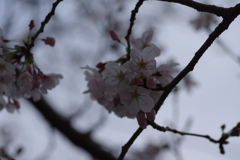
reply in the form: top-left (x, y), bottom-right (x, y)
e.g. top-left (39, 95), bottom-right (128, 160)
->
top-left (229, 122), bottom-right (240, 137)
top-left (83, 30), bottom-right (178, 129)
top-left (221, 123), bottom-right (240, 137)
top-left (0, 21), bottom-right (62, 113)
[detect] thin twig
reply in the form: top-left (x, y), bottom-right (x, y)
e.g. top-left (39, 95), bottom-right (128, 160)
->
top-left (125, 0), bottom-right (145, 59)
top-left (150, 122), bottom-right (219, 143)
top-left (27, 0), bottom-right (63, 50)
top-left (150, 122), bottom-right (231, 154)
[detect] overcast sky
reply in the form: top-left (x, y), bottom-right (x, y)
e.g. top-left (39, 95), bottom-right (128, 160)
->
top-left (0, 0), bottom-right (239, 160)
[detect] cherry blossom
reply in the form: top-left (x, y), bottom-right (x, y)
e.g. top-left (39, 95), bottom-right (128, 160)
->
top-left (129, 46), bottom-right (160, 75)
top-left (83, 30), bottom-right (178, 128)
top-left (15, 72), bottom-right (63, 101)
top-left (113, 103), bottom-right (135, 118)
top-left (83, 66), bottom-right (110, 99)
top-left (24, 88), bottom-right (41, 102)
top-left (40, 74), bottom-right (63, 94)
top-left (120, 86), bottom-right (154, 114)
top-left (0, 58), bottom-right (16, 75)
top-left (134, 30), bottom-right (154, 51)
top-left (149, 90), bottom-right (163, 104)
top-left (105, 61), bottom-right (132, 89)
top-left (0, 24), bottom-right (62, 113)
top-left (17, 72), bottom-right (33, 91)
top-left (155, 61), bottom-right (179, 86)
top-left (0, 74), bottom-right (14, 95)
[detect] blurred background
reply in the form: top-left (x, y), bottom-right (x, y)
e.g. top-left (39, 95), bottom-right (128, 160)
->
top-left (0, 0), bottom-right (239, 159)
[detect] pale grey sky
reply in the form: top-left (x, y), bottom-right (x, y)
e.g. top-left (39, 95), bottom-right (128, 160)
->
top-left (0, 0), bottom-right (239, 160)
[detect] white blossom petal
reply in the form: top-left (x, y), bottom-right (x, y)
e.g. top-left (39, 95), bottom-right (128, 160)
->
top-left (141, 30), bottom-right (153, 44)
top-left (129, 99), bottom-right (140, 114)
top-left (138, 95), bottom-right (154, 113)
top-left (134, 38), bottom-right (144, 50)
top-left (130, 49), bottom-right (142, 62)
top-left (105, 61), bottom-right (120, 75)
top-left (142, 46), bottom-right (160, 61)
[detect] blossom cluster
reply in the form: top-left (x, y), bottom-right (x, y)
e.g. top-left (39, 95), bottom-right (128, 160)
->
top-left (0, 23), bottom-right (62, 113)
top-left (83, 30), bottom-right (178, 129)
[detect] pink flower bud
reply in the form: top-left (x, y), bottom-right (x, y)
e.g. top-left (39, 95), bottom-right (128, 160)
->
top-left (14, 100), bottom-right (20, 109)
top-left (146, 109), bottom-right (156, 121)
top-left (32, 73), bottom-right (44, 88)
top-left (221, 124), bottom-right (225, 131)
top-left (29, 20), bottom-right (35, 30)
top-left (136, 77), bottom-right (144, 85)
top-left (43, 37), bottom-right (55, 47)
top-left (96, 62), bottom-right (105, 69)
top-left (147, 76), bottom-right (157, 88)
top-left (130, 77), bottom-right (143, 85)
top-left (113, 93), bottom-right (123, 107)
top-left (130, 78), bottom-right (136, 85)
top-left (109, 30), bottom-right (119, 41)
top-left (137, 111), bottom-right (147, 129)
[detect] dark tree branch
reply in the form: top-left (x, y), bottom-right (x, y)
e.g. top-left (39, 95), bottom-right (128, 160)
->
top-left (157, 0), bottom-right (226, 17)
top-left (28, 98), bottom-right (117, 160)
top-left (118, 2), bottom-right (240, 160)
top-left (125, 0), bottom-right (145, 59)
top-left (154, 4), bottom-right (240, 113)
top-left (118, 127), bottom-right (143, 160)
top-left (204, 27), bottom-right (240, 66)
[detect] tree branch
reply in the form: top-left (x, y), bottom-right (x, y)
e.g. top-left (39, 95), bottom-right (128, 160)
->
top-left (27, 0), bottom-right (63, 50)
top-left (157, 0), bottom-right (226, 17)
top-left (28, 98), bottom-right (117, 160)
top-left (125, 0), bottom-right (145, 59)
top-left (149, 122), bottom-right (230, 154)
top-left (118, 127), bottom-right (143, 160)
top-left (154, 4), bottom-right (240, 113)
top-left (150, 122), bottom-right (219, 143)
top-left (118, 2), bottom-right (240, 160)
